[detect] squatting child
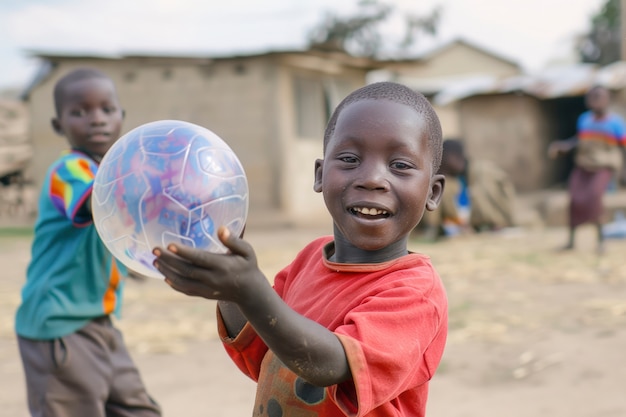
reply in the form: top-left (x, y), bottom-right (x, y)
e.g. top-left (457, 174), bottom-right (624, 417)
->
top-left (153, 81), bottom-right (448, 416)
top-left (15, 68), bottom-right (161, 417)
top-left (421, 138), bottom-right (516, 238)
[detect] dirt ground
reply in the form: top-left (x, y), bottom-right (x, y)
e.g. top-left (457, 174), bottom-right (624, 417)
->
top-left (1, 222), bottom-right (625, 417)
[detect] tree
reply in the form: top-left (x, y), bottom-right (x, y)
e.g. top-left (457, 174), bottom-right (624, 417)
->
top-left (577, 0), bottom-right (621, 65)
top-left (307, 0), bottom-right (441, 58)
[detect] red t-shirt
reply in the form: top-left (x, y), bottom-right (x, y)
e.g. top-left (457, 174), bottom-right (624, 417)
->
top-left (218, 236), bottom-right (448, 417)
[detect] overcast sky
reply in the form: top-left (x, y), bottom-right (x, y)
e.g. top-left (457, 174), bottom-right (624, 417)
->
top-left (0, 0), bottom-right (606, 90)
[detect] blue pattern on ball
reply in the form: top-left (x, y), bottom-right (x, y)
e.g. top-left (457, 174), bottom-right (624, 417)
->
top-left (91, 120), bottom-right (249, 279)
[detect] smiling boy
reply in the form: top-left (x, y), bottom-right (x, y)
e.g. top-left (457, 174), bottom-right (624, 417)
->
top-left (154, 81), bottom-right (448, 416)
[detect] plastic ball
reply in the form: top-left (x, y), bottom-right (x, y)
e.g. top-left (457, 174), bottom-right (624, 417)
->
top-left (92, 120), bottom-right (248, 279)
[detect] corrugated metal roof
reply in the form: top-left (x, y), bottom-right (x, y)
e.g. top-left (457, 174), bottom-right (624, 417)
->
top-left (432, 61), bottom-right (626, 106)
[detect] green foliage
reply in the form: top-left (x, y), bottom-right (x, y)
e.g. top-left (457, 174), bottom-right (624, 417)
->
top-left (593, 0), bottom-right (621, 28)
top-left (578, 0), bottom-right (621, 65)
top-left (307, 0), bottom-right (441, 58)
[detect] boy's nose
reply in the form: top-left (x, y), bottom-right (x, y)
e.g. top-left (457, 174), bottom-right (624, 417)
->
top-left (90, 109), bottom-right (108, 125)
top-left (356, 162), bottom-right (390, 191)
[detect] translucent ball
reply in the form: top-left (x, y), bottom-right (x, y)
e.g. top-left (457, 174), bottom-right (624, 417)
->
top-left (92, 120), bottom-right (248, 279)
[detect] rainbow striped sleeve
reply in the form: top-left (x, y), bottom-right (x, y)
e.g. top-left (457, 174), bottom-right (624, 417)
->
top-left (577, 112), bottom-right (626, 146)
top-left (49, 155), bottom-right (97, 225)
top-left (614, 115), bottom-right (626, 144)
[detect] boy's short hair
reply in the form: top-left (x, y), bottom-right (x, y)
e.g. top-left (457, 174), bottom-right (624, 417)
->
top-left (587, 85), bottom-right (608, 94)
top-left (323, 81), bottom-right (443, 171)
top-left (53, 67), bottom-right (113, 115)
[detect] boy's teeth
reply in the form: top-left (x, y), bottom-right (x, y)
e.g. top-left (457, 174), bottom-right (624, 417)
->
top-left (355, 207), bottom-right (387, 215)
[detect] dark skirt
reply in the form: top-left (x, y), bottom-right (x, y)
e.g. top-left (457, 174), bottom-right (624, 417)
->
top-left (568, 167), bottom-right (613, 227)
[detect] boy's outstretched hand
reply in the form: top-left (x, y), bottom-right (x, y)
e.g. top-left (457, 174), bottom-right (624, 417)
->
top-left (155, 227), bottom-right (352, 386)
top-left (153, 226), bottom-right (265, 303)
top-left (547, 139), bottom-right (576, 159)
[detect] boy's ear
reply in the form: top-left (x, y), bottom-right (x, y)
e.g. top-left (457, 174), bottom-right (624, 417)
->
top-left (51, 118), bottom-right (63, 136)
top-left (121, 109), bottom-right (126, 120)
top-left (425, 174), bottom-right (445, 211)
top-left (313, 158), bottom-right (323, 193)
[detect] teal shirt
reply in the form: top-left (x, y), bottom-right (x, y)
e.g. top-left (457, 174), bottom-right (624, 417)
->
top-left (15, 150), bottom-right (125, 340)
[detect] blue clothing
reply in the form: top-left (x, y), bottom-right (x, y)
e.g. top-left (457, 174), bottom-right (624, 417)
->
top-left (577, 110), bottom-right (626, 143)
top-left (576, 110), bottom-right (626, 171)
top-left (15, 150), bottom-right (125, 340)
top-left (456, 175), bottom-right (471, 209)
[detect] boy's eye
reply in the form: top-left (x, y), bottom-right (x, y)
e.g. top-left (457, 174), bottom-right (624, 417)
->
top-left (338, 155), bottom-right (358, 164)
top-left (391, 161), bottom-right (412, 170)
top-left (103, 106), bottom-right (116, 114)
top-left (69, 109), bottom-right (85, 117)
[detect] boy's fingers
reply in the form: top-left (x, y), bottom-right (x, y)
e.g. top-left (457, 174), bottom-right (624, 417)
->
top-left (218, 226), bottom-right (254, 259)
top-left (153, 247), bottom-right (199, 279)
top-left (161, 243), bottom-right (224, 269)
top-left (162, 269), bottom-right (204, 296)
top-left (154, 226), bottom-right (254, 268)
top-left (218, 226), bottom-right (231, 241)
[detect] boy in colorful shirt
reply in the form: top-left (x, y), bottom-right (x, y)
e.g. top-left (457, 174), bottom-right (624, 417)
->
top-left (549, 85), bottom-right (626, 253)
top-left (15, 68), bottom-right (161, 417)
top-left (154, 82), bottom-right (448, 416)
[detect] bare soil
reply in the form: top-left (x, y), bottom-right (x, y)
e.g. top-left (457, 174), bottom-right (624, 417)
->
top-left (1, 223), bottom-right (625, 416)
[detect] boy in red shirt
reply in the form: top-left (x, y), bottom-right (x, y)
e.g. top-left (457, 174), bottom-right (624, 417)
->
top-left (153, 82), bottom-right (448, 416)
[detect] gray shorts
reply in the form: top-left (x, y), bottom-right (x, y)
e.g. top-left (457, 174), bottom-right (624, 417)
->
top-left (17, 316), bottom-right (161, 417)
